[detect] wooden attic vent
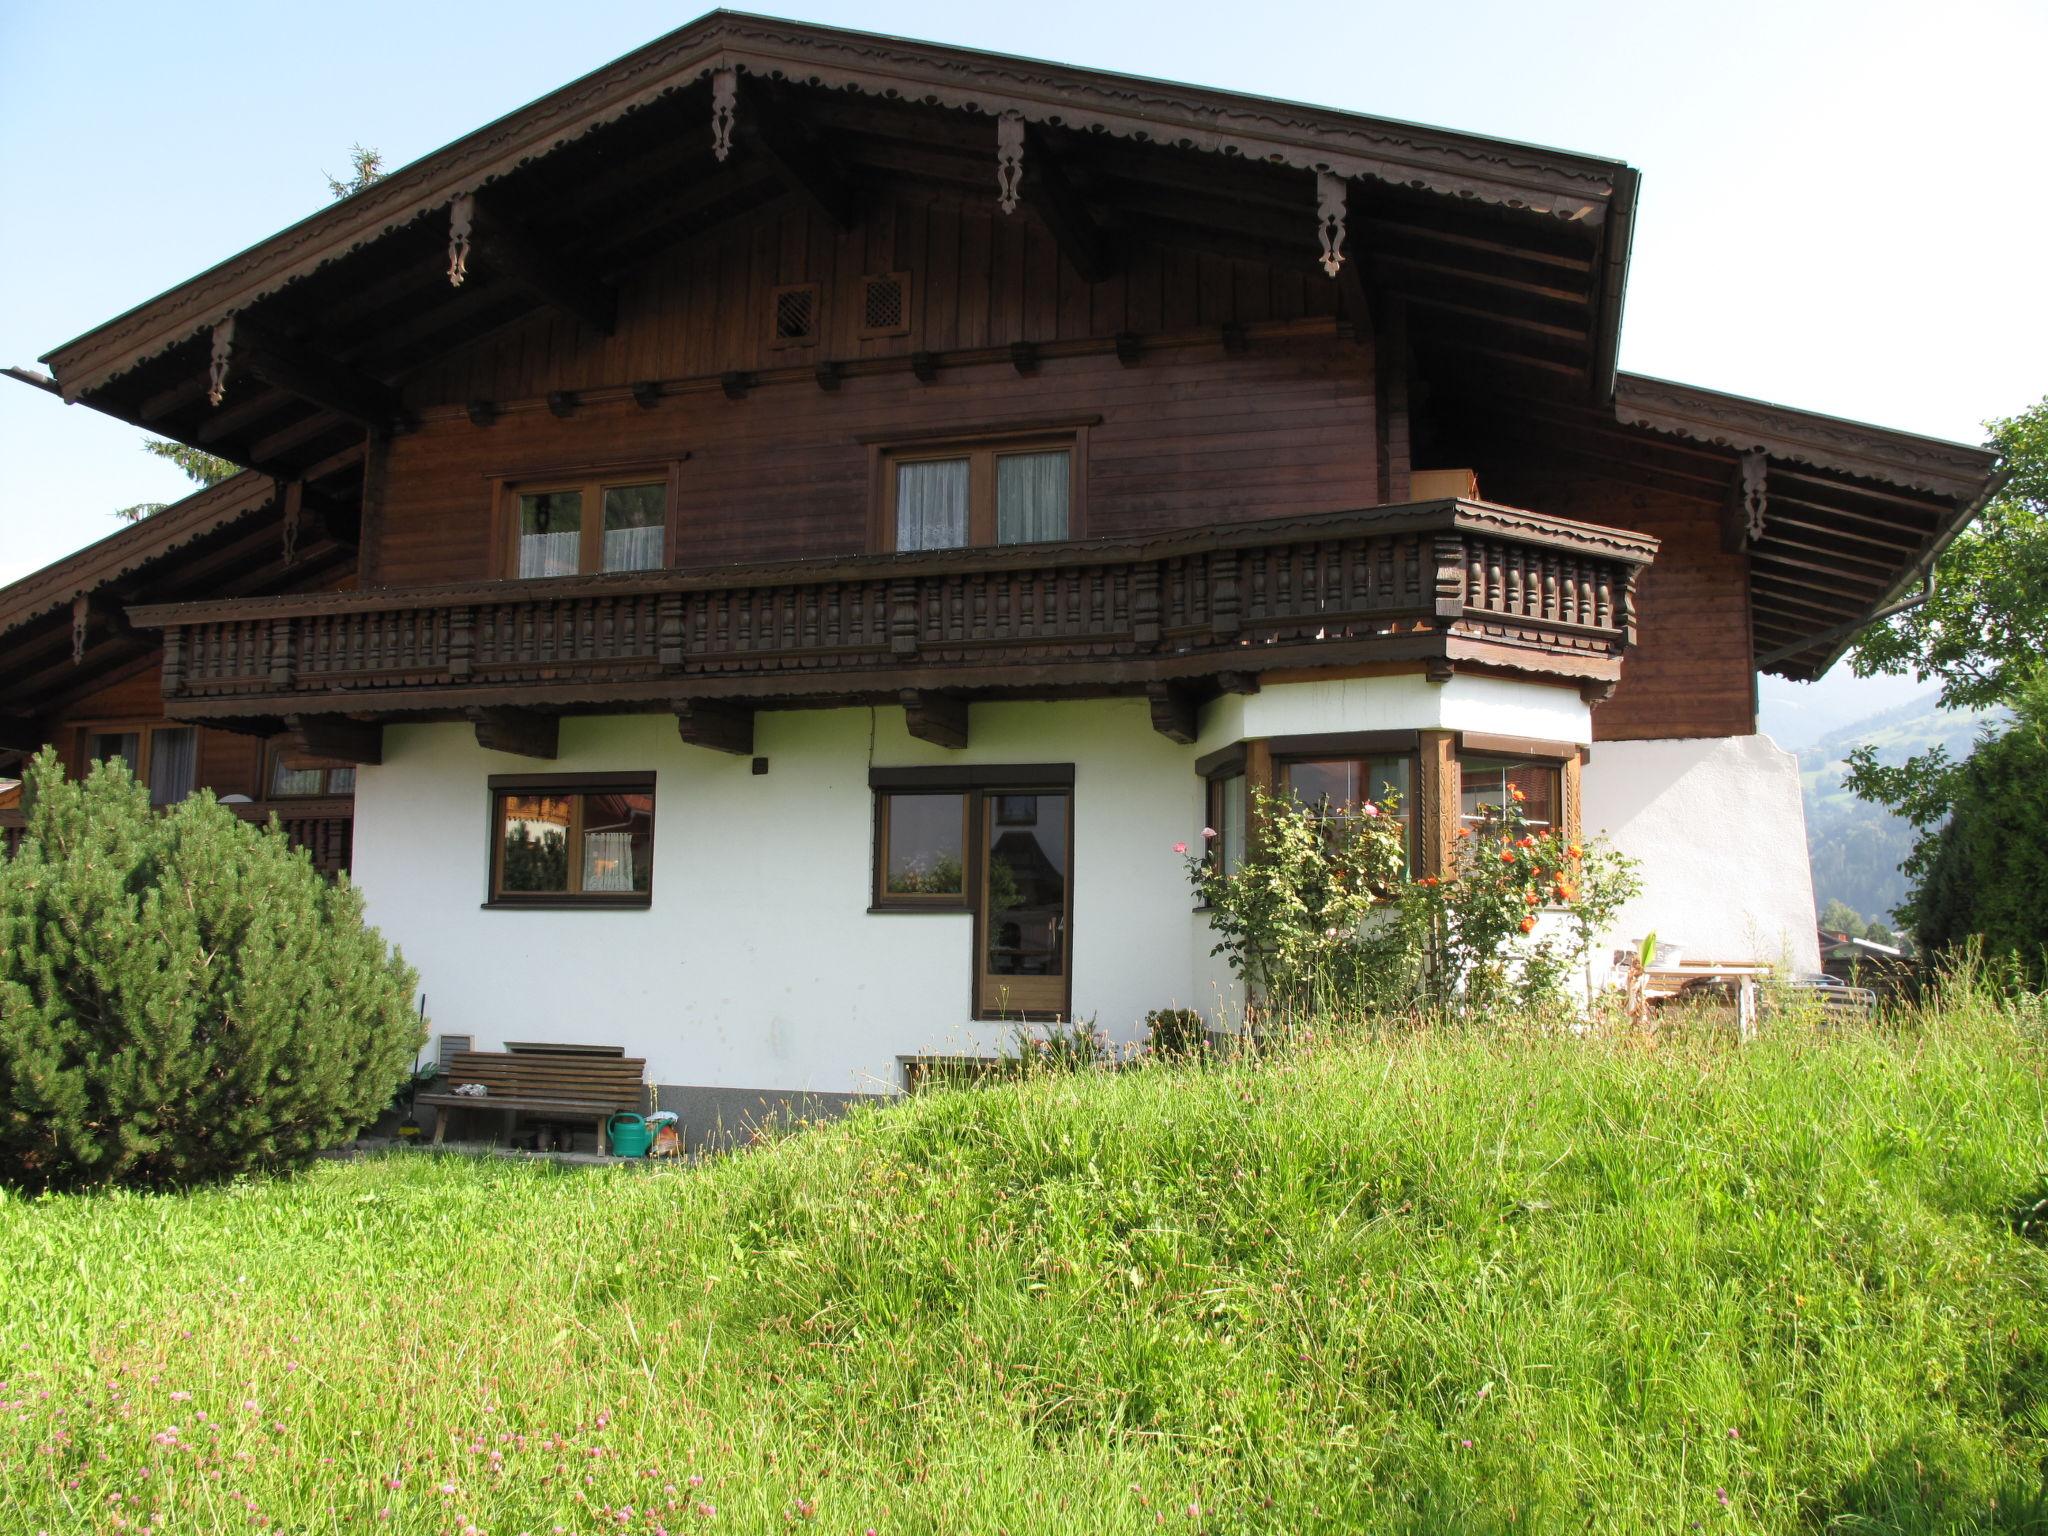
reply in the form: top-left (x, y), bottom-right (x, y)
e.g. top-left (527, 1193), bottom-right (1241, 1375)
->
top-left (859, 272), bottom-right (911, 338)
top-left (770, 283), bottom-right (819, 347)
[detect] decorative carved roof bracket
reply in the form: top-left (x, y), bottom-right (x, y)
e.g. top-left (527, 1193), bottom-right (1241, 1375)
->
top-left (674, 698), bottom-right (754, 755)
top-left (467, 706), bottom-right (559, 760)
top-left (995, 110), bottom-right (1025, 215)
top-left (206, 314), bottom-right (411, 435)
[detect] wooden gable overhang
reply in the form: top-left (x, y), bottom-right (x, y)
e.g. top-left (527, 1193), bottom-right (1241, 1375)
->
top-left (0, 470), bottom-right (356, 740)
top-left (37, 9), bottom-right (1634, 502)
top-left (1432, 373), bottom-right (2002, 683)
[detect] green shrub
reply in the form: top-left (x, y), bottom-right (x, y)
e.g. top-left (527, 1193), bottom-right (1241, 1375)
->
top-left (1143, 1005), bottom-right (1209, 1057)
top-left (0, 749), bottom-right (422, 1191)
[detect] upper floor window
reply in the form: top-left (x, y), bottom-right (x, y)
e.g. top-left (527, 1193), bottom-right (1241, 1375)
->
top-left (498, 471), bottom-right (670, 579)
top-left (884, 438), bottom-right (1077, 552)
top-left (86, 723), bottom-right (195, 808)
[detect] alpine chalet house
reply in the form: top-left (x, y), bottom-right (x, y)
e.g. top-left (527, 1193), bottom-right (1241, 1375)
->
top-left (13, 14), bottom-right (1998, 1127)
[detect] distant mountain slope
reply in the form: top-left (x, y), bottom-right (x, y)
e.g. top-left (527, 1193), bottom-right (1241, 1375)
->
top-left (1797, 696), bottom-right (2007, 926)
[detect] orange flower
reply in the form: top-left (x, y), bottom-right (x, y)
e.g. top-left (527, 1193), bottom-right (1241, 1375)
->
top-left (1510, 786), bottom-right (1527, 802)
top-left (1553, 883), bottom-right (1575, 903)
top-left (1518, 915), bottom-right (1537, 934)
top-left (1418, 875), bottom-right (1439, 887)
top-left (1567, 843), bottom-right (1584, 860)
top-left (1515, 836), bottom-right (1536, 849)
top-left (1499, 850), bottom-right (1517, 864)
top-left (1455, 826), bottom-right (1473, 839)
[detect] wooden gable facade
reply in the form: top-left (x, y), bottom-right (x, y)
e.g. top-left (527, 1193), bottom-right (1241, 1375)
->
top-left (11, 12), bottom-right (2001, 773)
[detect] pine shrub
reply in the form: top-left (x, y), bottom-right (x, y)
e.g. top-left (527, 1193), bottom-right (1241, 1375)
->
top-left (0, 749), bottom-right (422, 1191)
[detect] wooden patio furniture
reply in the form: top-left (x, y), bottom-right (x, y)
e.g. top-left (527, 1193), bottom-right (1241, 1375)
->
top-left (418, 1050), bottom-right (648, 1154)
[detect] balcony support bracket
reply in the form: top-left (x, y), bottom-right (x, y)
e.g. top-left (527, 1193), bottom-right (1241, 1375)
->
top-left (283, 713), bottom-right (383, 766)
top-left (468, 707), bottom-right (559, 760)
top-left (674, 699), bottom-right (754, 756)
top-left (901, 689), bottom-right (969, 749)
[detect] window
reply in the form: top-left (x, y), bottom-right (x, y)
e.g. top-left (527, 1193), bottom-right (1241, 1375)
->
top-left (86, 724), bottom-right (196, 808)
top-left (859, 272), bottom-right (911, 338)
top-left (770, 282), bottom-right (820, 347)
top-left (499, 471), bottom-right (670, 578)
top-left (266, 743), bottom-right (357, 799)
top-left (870, 766), bottom-right (1074, 1018)
top-left (1196, 747), bottom-right (1249, 880)
top-left (1280, 753), bottom-right (1415, 867)
top-left (885, 440), bottom-right (1076, 552)
top-left (875, 791), bottom-right (969, 905)
top-left (488, 775), bottom-right (654, 907)
top-left (1458, 756), bottom-right (1560, 836)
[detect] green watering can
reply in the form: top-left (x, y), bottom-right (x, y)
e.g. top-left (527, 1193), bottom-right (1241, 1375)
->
top-left (607, 1113), bottom-right (653, 1158)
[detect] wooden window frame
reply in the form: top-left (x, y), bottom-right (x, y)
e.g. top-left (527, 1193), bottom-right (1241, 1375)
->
top-left (868, 764), bottom-right (1075, 1021)
top-left (870, 427), bottom-right (1089, 553)
top-left (1270, 731), bottom-right (1423, 869)
top-left (263, 739), bottom-right (357, 800)
top-left (489, 462), bottom-right (682, 580)
top-left (75, 720), bottom-right (198, 807)
top-left (768, 281), bottom-right (822, 348)
top-left (1454, 752), bottom-right (1566, 837)
top-left (871, 789), bottom-right (973, 912)
top-left (484, 771), bottom-right (656, 910)
top-left (857, 271), bottom-right (913, 339)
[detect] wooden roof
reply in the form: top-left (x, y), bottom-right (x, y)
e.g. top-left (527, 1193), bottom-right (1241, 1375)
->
top-left (22, 10), bottom-right (2002, 687)
top-left (0, 471), bottom-right (355, 736)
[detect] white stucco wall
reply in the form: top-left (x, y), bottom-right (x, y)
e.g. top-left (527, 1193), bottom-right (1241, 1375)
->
top-left (1580, 734), bottom-right (1820, 974)
top-left (351, 676), bottom-right (1593, 1095)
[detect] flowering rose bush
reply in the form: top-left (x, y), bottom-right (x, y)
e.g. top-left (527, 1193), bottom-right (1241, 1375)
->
top-left (1404, 784), bottom-right (1638, 1015)
top-left (1186, 785), bottom-right (1412, 1020)
top-left (1186, 778), bottom-right (1638, 1023)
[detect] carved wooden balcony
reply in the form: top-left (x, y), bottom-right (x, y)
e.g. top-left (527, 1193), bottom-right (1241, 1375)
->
top-left (128, 500), bottom-right (1656, 749)
top-left (224, 799), bottom-right (354, 877)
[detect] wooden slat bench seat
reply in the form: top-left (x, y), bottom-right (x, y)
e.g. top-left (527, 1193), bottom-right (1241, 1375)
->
top-left (417, 1050), bottom-right (648, 1154)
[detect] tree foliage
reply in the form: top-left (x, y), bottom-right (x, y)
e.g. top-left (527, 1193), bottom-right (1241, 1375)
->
top-left (111, 145), bottom-right (384, 523)
top-left (0, 751), bottom-right (422, 1192)
top-left (1845, 397), bottom-right (2048, 968)
top-left (1819, 898), bottom-right (1867, 938)
top-left (112, 439), bottom-right (238, 523)
top-left (324, 143), bottom-right (386, 201)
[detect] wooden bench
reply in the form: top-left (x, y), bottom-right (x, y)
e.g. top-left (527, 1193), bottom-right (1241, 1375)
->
top-left (418, 1051), bottom-right (648, 1154)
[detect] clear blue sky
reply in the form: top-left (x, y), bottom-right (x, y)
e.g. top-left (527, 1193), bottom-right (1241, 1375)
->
top-left (3, 0), bottom-right (2041, 738)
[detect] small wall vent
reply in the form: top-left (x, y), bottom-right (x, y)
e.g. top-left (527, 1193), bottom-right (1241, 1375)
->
top-left (770, 283), bottom-right (819, 347)
top-left (859, 272), bottom-right (911, 338)
top-left (435, 1034), bottom-right (473, 1070)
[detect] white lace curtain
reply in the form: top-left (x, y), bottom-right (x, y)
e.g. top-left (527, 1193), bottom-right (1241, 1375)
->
top-left (895, 460), bottom-right (970, 550)
top-left (602, 525), bottom-right (664, 572)
top-left (518, 530), bottom-right (581, 579)
top-left (582, 832), bottom-right (637, 892)
top-left (996, 451), bottom-right (1069, 544)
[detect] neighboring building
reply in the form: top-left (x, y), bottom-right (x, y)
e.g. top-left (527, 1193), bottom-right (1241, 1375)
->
top-left (1818, 930), bottom-right (1907, 984)
top-left (5, 15), bottom-right (1998, 1124)
top-left (0, 475), bottom-right (358, 872)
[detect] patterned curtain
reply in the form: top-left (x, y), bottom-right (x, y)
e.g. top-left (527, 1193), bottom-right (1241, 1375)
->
top-left (895, 460), bottom-right (970, 550)
top-left (996, 451), bottom-right (1069, 544)
top-left (518, 530), bottom-right (581, 578)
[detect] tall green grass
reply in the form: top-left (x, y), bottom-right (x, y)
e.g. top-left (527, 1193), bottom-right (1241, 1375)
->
top-left (4, 998), bottom-right (2047, 1533)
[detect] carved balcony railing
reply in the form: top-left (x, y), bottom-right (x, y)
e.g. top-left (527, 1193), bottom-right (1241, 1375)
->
top-left (128, 501), bottom-right (1657, 728)
top-left (225, 798), bottom-right (354, 877)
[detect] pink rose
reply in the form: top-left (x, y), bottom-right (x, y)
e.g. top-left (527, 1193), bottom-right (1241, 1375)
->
top-left (1172, 843), bottom-right (1188, 855)
top-left (1201, 827), bottom-right (1218, 840)
top-left (1360, 802), bottom-right (1380, 817)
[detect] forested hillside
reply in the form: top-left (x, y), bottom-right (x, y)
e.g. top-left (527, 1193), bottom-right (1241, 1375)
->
top-left (1798, 696), bottom-right (2005, 926)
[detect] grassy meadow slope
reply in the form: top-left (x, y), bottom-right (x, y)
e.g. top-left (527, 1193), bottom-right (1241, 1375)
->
top-left (3, 1006), bottom-right (2047, 1534)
